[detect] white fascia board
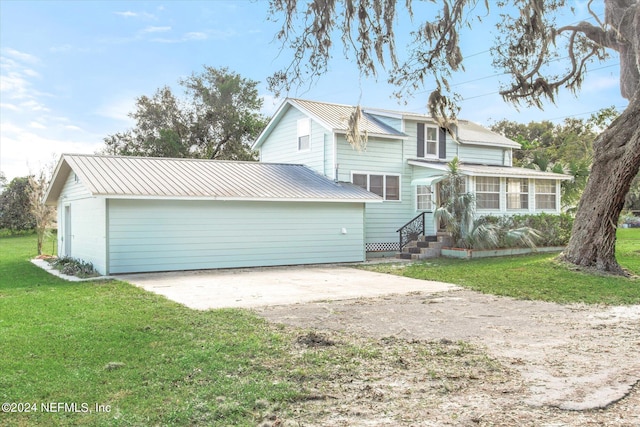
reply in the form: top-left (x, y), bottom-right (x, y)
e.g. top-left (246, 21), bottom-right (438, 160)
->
top-left (457, 139), bottom-right (521, 149)
top-left (287, 99), bottom-right (335, 133)
top-left (102, 195), bottom-right (383, 203)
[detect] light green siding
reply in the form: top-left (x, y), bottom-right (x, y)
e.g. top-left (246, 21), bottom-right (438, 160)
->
top-left (57, 172), bottom-right (108, 274)
top-left (336, 135), bottom-right (415, 249)
top-left (259, 106), bottom-right (333, 177)
top-left (107, 200), bottom-right (365, 273)
top-left (458, 145), bottom-right (506, 165)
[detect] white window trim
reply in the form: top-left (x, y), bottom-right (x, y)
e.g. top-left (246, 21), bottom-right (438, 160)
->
top-left (351, 171), bottom-right (402, 202)
top-left (423, 125), bottom-right (439, 159)
top-left (297, 118), bottom-right (311, 152)
top-left (534, 179), bottom-right (559, 211)
top-left (506, 178), bottom-right (529, 211)
top-left (475, 176), bottom-right (502, 211)
top-left (415, 185), bottom-right (434, 212)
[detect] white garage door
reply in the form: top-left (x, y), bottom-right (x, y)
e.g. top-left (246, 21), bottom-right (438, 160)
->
top-left (107, 199), bottom-right (365, 274)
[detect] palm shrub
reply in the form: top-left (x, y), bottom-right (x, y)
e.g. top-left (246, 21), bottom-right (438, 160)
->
top-left (435, 157), bottom-right (541, 250)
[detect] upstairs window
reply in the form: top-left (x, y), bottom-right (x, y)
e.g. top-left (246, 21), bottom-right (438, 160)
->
top-left (507, 178), bottom-right (529, 210)
top-left (353, 173), bottom-right (400, 201)
top-left (476, 177), bottom-right (500, 210)
top-left (535, 180), bottom-right (557, 210)
top-left (426, 127), bottom-right (438, 156)
top-left (297, 118), bottom-right (310, 151)
top-left (417, 123), bottom-right (441, 158)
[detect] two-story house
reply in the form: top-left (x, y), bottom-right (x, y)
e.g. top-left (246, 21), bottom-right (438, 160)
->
top-left (254, 98), bottom-right (571, 255)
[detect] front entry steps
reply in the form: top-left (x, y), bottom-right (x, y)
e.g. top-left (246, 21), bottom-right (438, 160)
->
top-left (396, 233), bottom-right (453, 260)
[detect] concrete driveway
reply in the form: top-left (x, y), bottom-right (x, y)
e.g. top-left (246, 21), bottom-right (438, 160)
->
top-left (119, 264), bottom-right (459, 310)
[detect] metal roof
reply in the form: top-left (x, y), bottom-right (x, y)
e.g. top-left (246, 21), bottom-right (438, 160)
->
top-left (45, 154), bottom-right (382, 205)
top-left (289, 98), bottom-right (407, 138)
top-left (254, 98), bottom-right (520, 149)
top-left (408, 159), bottom-right (572, 180)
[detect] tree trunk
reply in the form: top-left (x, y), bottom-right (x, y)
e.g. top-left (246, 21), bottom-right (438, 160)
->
top-left (562, 89), bottom-right (640, 275)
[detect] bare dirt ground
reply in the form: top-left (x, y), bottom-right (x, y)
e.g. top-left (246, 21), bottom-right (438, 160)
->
top-left (256, 289), bottom-right (640, 426)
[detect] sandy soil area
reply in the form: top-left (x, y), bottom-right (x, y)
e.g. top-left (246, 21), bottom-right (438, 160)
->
top-left (256, 289), bottom-right (640, 426)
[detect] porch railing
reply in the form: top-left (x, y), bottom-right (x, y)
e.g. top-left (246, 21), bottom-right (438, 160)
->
top-left (396, 212), bottom-right (425, 251)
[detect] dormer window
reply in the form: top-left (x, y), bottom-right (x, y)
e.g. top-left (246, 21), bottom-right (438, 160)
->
top-left (297, 118), bottom-right (310, 151)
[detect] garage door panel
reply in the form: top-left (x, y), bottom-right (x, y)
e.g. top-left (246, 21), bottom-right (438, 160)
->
top-left (108, 199), bottom-right (365, 274)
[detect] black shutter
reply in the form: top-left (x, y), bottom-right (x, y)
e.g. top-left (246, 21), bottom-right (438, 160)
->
top-left (417, 123), bottom-right (425, 158)
top-left (439, 127), bottom-right (447, 159)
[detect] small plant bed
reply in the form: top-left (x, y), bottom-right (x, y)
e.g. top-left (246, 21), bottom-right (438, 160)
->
top-left (46, 256), bottom-right (100, 278)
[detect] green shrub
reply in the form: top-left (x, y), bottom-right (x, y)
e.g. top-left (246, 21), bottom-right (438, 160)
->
top-left (479, 213), bottom-right (574, 247)
top-left (49, 256), bottom-right (99, 278)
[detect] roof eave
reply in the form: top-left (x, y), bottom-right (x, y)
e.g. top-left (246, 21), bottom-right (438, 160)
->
top-left (94, 194), bottom-right (383, 203)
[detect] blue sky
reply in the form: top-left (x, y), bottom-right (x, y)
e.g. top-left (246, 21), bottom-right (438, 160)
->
top-left (0, 0), bottom-right (628, 181)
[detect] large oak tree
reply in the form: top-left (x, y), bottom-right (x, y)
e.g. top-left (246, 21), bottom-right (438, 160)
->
top-left (268, 0), bottom-right (639, 275)
top-left (104, 66), bottom-right (268, 161)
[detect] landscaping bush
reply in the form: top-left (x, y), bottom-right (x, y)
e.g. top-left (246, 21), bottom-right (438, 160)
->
top-left (479, 213), bottom-right (574, 247)
top-left (49, 256), bottom-right (99, 278)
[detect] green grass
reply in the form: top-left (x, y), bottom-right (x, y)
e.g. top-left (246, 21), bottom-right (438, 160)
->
top-left (2, 230), bottom-right (639, 425)
top-left (364, 228), bottom-right (640, 305)
top-left (0, 234), bottom-right (502, 426)
top-left (0, 234), bottom-right (300, 426)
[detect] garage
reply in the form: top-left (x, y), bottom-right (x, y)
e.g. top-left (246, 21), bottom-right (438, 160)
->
top-left (45, 154), bottom-right (380, 275)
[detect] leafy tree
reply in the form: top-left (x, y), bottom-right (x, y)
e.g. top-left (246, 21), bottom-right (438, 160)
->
top-left (28, 171), bottom-right (56, 255)
top-left (0, 177), bottom-right (35, 231)
top-left (104, 66), bottom-right (268, 161)
top-left (268, 0), bottom-right (640, 274)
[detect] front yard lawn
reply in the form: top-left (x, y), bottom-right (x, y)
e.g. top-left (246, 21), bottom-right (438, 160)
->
top-left (364, 228), bottom-right (640, 305)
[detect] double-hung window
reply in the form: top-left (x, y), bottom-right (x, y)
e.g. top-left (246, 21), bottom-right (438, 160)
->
top-left (417, 124), bottom-right (439, 158)
top-left (416, 185), bottom-right (433, 211)
top-left (297, 118), bottom-right (310, 151)
top-left (506, 178), bottom-right (529, 210)
top-left (476, 177), bottom-right (501, 210)
top-left (353, 173), bottom-right (400, 201)
top-left (535, 180), bottom-right (557, 210)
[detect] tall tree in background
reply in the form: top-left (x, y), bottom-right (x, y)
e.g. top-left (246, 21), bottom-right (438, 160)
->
top-left (28, 170), bottom-right (56, 255)
top-left (104, 66), bottom-right (268, 161)
top-left (268, 0), bottom-right (639, 275)
top-left (0, 177), bottom-right (35, 232)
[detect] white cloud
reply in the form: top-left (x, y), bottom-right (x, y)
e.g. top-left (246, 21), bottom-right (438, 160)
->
top-left (0, 121), bottom-right (102, 180)
top-left (114, 11), bottom-right (138, 18)
top-left (114, 10), bottom-right (157, 20)
top-left (2, 48), bottom-right (39, 64)
top-left (0, 103), bottom-right (20, 111)
top-left (29, 121), bottom-right (46, 129)
top-left (64, 125), bottom-right (83, 131)
top-left (50, 44), bottom-right (73, 53)
top-left (183, 31), bottom-right (208, 41)
top-left (20, 100), bottom-right (50, 112)
top-left (141, 26), bottom-right (171, 33)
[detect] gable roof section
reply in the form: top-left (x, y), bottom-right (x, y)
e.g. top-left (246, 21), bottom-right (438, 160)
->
top-left (253, 98), bottom-right (407, 149)
top-left (254, 98), bottom-right (520, 150)
top-left (45, 154), bottom-right (382, 205)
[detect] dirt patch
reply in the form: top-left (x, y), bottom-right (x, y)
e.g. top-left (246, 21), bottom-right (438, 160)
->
top-left (256, 289), bottom-right (640, 426)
